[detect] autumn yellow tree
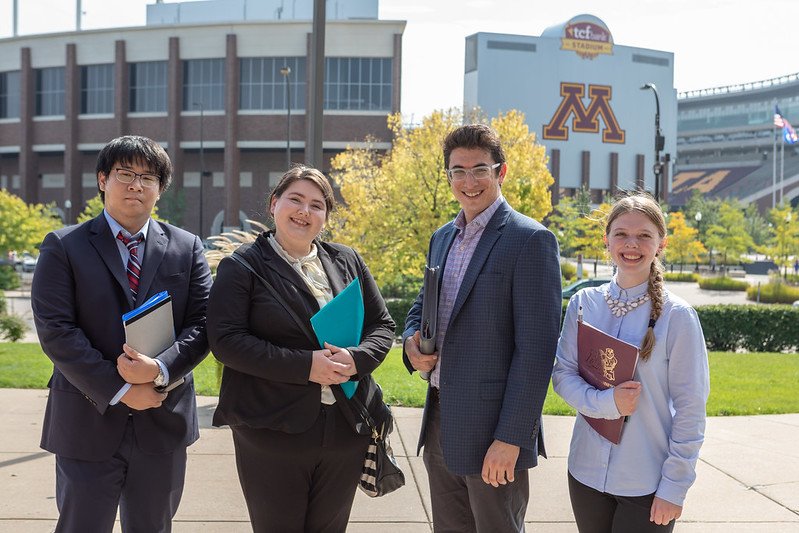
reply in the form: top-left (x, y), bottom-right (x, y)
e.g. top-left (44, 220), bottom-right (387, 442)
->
top-left (573, 202), bottom-right (612, 277)
top-left (0, 190), bottom-right (61, 256)
top-left (665, 211), bottom-right (706, 272)
top-left (330, 109), bottom-right (554, 294)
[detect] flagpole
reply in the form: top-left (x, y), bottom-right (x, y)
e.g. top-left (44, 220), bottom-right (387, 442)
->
top-left (773, 118), bottom-right (777, 209)
top-left (780, 133), bottom-right (785, 204)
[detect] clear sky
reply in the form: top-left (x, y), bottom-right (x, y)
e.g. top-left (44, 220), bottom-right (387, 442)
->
top-left (1, 0), bottom-right (796, 121)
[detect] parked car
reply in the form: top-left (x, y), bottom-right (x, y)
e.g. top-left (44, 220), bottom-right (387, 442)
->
top-left (20, 253), bottom-right (37, 273)
top-left (562, 277), bottom-right (611, 299)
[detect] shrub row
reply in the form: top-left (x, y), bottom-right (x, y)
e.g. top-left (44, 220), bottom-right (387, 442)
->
top-left (696, 304), bottom-right (799, 352)
top-left (697, 276), bottom-right (749, 291)
top-left (664, 272), bottom-right (698, 282)
top-left (389, 295), bottom-right (798, 353)
top-left (0, 266), bottom-right (20, 291)
top-left (747, 281), bottom-right (799, 304)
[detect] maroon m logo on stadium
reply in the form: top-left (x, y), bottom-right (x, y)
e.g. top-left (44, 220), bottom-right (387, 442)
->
top-left (543, 82), bottom-right (625, 144)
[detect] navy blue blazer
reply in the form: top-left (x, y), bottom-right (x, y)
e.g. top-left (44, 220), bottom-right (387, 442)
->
top-left (403, 200), bottom-right (562, 476)
top-left (32, 214), bottom-right (212, 461)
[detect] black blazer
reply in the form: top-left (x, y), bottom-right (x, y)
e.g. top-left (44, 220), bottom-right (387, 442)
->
top-left (32, 214), bottom-right (213, 461)
top-left (208, 232), bottom-right (395, 433)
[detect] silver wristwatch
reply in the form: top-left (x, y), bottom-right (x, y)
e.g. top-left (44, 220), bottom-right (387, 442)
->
top-left (153, 365), bottom-right (167, 387)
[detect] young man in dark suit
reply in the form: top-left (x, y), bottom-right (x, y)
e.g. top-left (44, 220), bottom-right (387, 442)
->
top-left (403, 124), bottom-right (562, 532)
top-left (32, 135), bottom-right (213, 532)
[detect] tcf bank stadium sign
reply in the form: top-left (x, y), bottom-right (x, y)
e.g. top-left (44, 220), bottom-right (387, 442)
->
top-left (561, 21), bottom-right (613, 60)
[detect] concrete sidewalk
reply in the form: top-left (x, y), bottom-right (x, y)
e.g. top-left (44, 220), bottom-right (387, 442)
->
top-left (1, 389), bottom-right (797, 532)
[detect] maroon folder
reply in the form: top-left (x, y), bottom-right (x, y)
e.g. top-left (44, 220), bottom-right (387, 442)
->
top-left (577, 319), bottom-right (639, 445)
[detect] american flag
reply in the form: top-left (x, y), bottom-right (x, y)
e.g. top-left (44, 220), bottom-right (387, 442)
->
top-left (774, 105), bottom-right (798, 143)
top-left (774, 105), bottom-right (785, 128)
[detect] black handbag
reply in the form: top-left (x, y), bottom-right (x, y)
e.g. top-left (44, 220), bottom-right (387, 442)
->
top-left (229, 250), bottom-right (405, 497)
top-left (351, 393), bottom-right (406, 497)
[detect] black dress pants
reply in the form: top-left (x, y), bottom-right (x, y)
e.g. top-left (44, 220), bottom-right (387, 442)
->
top-left (568, 471), bottom-right (676, 533)
top-left (231, 403), bottom-right (370, 533)
top-left (55, 417), bottom-right (186, 533)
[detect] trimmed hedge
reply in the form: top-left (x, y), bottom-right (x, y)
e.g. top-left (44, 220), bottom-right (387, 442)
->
top-left (747, 281), bottom-right (799, 304)
top-left (697, 276), bottom-right (749, 291)
top-left (664, 272), bottom-right (698, 282)
top-left (0, 266), bottom-right (20, 291)
top-left (385, 297), bottom-right (416, 336)
top-left (696, 305), bottom-right (799, 352)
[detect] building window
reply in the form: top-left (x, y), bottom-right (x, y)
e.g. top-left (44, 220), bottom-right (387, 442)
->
top-left (183, 59), bottom-right (224, 111)
top-left (130, 61), bottom-right (167, 113)
top-left (81, 64), bottom-right (114, 114)
top-left (324, 57), bottom-right (392, 111)
top-left (35, 67), bottom-right (65, 116)
top-left (240, 57), bottom-right (306, 110)
top-left (0, 71), bottom-right (20, 119)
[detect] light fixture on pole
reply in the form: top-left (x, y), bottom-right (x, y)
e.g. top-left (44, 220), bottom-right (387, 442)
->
top-left (694, 211), bottom-right (702, 272)
top-left (280, 66), bottom-right (292, 170)
top-left (64, 199), bottom-right (72, 224)
top-left (192, 101), bottom-right (206, 238)
top-left (640, 83), bottom-right (665, 201)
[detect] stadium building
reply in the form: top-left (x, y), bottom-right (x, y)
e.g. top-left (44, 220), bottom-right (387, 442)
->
top-left (463, 14), bottom-right (676, 205)
top-left (0, 0), bottom-right (404, 236)
top-left (674, 73), bottom-right (799, 210)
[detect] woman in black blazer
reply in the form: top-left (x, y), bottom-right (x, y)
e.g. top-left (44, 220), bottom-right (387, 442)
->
top-left (207, 166), bottom-right (395, 532)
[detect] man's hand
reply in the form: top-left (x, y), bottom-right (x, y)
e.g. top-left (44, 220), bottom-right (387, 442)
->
top-left (481, 439), bottom-right (520, 487)
top-left (117, 344), bottom-right (160, 384)
top-left (120, 383), bottom-right (167, 410)
top-left (613, 380), bottom-right (642, 416)
top-left (650, 496), bottom-right (682, 526)
top-left (309, 349), bottom-right (351, 385)
top-left (324, 342), bottom-right (358, 377)
top-left (405, 331), bottom-right (438, 373)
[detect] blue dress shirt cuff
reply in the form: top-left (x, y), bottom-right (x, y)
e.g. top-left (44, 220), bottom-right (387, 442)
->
top-left (109, 383), bottom-right (132, 406)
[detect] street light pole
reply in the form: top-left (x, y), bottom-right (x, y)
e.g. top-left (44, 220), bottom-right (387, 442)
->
top-left (640, 83), bottom-right (665, 201)
top-left (64, 199), bottom-right (72, 225)
top-left (280, 66), bottom-right (292, 170)
top-left (193, 101), bottom-right (205, 238)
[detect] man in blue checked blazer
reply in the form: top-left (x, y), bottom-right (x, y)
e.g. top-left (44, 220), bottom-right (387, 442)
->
top-left (403, 124), bottom-right (561, 532)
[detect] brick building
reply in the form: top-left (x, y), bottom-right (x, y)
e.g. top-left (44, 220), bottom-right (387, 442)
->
top-left (0, 0), bottom-right (404, 236)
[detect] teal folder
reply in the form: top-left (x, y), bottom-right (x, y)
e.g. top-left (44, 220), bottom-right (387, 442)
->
top-left (310, 278), bottom-right (363, 398)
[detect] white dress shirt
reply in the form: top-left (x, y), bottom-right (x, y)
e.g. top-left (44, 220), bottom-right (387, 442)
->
top-left (552, 277), bottom-right (710, 506)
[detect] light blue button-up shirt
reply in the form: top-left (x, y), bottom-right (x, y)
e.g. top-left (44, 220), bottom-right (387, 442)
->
top-left (552, 277), bottom-right (710, 506)
top-left (104, 211), bottom-right (168, 406)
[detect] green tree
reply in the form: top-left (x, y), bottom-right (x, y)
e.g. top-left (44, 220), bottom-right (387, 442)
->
top-left (665, 211), bottom-right (706, 271)
top-left (743, 202), bottom-right (770, 249)
top-left (704, 200), bottom-right (754, 266)
top-left (573, 202), bottom-right (611, 276)
top-left (547, 196), bottom-right (581, 256)
top-left (0, 190), bottom-right (61, 256)
top-left (764, 204), bottom-right (799, 277)
top-left (330, 109), bottom-right (554, 294)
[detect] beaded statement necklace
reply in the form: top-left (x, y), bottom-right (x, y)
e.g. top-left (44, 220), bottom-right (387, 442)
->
top-left (604, 290), bottom-right (650, 318)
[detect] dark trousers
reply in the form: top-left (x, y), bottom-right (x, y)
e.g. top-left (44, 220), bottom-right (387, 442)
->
top-left (568, 472), bottom-right (676, 533)
top-left (231, 403), bottom-right (370, 533)
top-left (55, 418), bottom-right (186, 533)
top-left (423, 392), bottom-right (529, 533)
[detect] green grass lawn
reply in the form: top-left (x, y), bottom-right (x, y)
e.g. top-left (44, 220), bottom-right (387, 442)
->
top-left (4, 344), bottom-right (798, 416)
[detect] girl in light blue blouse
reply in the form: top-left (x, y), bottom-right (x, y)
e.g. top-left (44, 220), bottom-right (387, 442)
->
top-left (553, 193), bottom-right (710, 532)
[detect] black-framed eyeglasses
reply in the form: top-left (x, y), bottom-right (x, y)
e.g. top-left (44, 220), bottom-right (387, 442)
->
top-left (446, 162), bottom-right (501, 182)
top-left (113, 168), bottom-right (161, 189)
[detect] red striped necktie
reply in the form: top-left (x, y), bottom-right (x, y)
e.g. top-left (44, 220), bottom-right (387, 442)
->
top-left (116, 232), bottom-right (144, 299)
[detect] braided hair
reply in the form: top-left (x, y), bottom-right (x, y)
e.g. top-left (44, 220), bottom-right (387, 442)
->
top-left (605, 193), bottom-right (666, 361)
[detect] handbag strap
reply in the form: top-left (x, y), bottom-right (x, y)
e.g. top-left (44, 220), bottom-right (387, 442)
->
top-left (229, 250), bottom-right (319, 346)
top-left (229, 248), bottom-right (368, 421)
